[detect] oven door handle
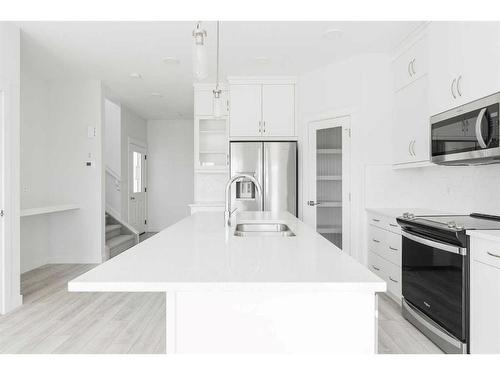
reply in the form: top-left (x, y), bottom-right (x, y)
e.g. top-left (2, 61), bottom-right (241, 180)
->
top-left (401, 230), bottom-right (467, 256)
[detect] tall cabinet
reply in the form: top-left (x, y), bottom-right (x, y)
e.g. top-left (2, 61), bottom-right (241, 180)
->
top-left (190, 84), bottom-right (230, 214)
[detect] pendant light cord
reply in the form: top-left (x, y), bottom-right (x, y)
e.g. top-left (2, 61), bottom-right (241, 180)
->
top-left (215, 21), bottom-right (220, 92)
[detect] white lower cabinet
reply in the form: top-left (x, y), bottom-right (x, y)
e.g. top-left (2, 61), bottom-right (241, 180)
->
top-left (470, 236), bottom-right (500, 353)
top-left (367, 212), bottom-right (402, 304)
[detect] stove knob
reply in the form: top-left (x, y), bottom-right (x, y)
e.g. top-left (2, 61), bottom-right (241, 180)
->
top-left (407, 213), bottom-right (415, 219)
top-left (455, 224), bottom-right (464, 230)
top-left (403, 212), bottom-right (409, 219)
top-left (447, 221), bottom-right (456, 228)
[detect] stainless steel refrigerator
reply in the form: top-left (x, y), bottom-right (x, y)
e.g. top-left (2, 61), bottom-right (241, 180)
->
top-left (230, 141), bottom-right (297, 216)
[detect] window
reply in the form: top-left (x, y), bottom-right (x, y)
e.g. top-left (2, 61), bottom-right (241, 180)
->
top-left (133, 151), bottom-right (142, 193)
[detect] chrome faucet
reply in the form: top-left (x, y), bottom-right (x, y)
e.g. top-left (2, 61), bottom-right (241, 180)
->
top-left (224, 174), bottom-right (263, 227)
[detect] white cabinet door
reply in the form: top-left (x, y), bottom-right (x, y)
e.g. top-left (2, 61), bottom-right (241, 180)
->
top-left (393, 35), bottom-right (428, 92)
top-left (229, 84), bottom-right (261, 137)
top-left (393, 77), bottom-right (429, 164)
top-left (262, 84), bottom-right (295, 136)
top-left (471, 260), bottom-right (500, 353)
top-left (460, 22), bottom-right (500, 103)
top-left (429, 22), bottom-right (463, 115)
top-left (195, 89), bottom-right (229, 116)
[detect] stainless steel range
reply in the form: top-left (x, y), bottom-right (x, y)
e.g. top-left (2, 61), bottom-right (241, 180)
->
top-left (396, 212), bottom-right (500, 354)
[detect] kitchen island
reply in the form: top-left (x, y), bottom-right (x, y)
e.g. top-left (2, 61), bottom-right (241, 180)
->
top-left (69, 212), bottom-right (385, 353)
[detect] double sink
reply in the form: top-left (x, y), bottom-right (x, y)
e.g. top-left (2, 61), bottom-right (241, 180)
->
top-left (233, 223), bottom-right (296, 237)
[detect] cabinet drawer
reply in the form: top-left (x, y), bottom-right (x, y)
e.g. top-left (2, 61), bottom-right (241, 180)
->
top-left (471, 237), bottom-right (500, 269)
top-left (384, 259), bottom-right (402, 302)
top-left (367, 212), bottom-right (401, 234)
top-left (368, 251), bottom-right (385, 280)
top-left (385, 231), bottom-right (402, 266)
top-left (367, 225), bottom-right (385, 257)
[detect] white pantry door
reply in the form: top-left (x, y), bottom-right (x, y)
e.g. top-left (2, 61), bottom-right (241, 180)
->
top-left (303, 116), bottom-right (351, 252)
top-left (128, 142), bottom-right (147, 234)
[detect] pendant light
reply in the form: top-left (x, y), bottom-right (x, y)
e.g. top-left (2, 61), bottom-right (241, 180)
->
top-left (213, 21), bottom-right (223, 118)
top-left (192, 21), bottom-right (208, 81)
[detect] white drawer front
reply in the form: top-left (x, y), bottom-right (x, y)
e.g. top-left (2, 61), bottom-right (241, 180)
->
top-left (367, 212), bottom-right (401, 234)
top-left (384, 259), bottom-right (402, 302)
top-left (368, 251), bottom-right (385, 280)
top-left (471, 237), bottom-right (500, 269)
top-left (367, 225), bottom-right (385, 257)
top-left (385, 232), bottom-right (402, 267)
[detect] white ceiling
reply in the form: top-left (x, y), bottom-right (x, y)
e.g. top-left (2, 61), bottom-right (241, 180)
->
top-left (18, 21), bottom-right (422, 120)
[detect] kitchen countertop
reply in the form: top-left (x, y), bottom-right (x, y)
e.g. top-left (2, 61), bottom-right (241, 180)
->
top-left (467, 229), bottom-right (500, 242)
top-left (69, 211), bottom-right (386, 293)
top-left (366, 207), bottom-right (462, 218)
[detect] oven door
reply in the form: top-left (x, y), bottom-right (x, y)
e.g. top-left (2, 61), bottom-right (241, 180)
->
top-left (402, 230), bottom-right (467, 341)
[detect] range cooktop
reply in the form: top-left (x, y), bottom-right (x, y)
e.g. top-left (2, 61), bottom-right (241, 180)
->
top-left (400, 212), bottom-right (500, 232)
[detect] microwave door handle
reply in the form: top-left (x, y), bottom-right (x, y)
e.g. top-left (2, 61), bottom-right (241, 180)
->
top-left (475, 107), bottom-right (488, 149)
top-left (401, 230), bottom-right (467, 256)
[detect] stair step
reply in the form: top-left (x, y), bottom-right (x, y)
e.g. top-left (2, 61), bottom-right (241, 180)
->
top-left (106, 234), bottom-right (135, 249)
top-left (106, 224), bottom-right (121, 233)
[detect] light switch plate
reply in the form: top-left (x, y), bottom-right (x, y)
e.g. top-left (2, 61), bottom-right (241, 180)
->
top-left (87, 126), bottom-right (96, 138)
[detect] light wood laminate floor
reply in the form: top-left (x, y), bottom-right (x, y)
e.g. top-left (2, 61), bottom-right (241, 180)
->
top-left (0, 264), bottom-right (442, 354)
top-left (0, 264), bottom-right (165, 354)
top-left (378, 293), bottom-right (443, 354)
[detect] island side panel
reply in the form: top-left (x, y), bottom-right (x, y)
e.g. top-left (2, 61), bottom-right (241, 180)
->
top-left (169, 290), bottom-right (377, 353)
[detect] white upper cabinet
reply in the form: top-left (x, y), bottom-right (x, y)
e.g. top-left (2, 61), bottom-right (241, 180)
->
top-left (228, 84), bottom-right (262, 137)
top-left (429, 22), bottom-right (500, 116)
top-left (261, 85), bottom-right (295, 137)
top-left (194, 88), bottom-right (229, 117)
top-left (394, 35), bottom-right (428, 91)
top-left (228, 78), bottom-right (296, 138)
top-left (392, 29), bottom-right (430, 166)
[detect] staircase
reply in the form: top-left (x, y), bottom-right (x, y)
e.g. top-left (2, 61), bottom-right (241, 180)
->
top-left (105, 212), bottom-right (139, 260)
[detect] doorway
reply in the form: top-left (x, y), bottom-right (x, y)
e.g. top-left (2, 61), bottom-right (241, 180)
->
top-left (128, 140), bottom-right (147, 234)
top-left (304, 116), bottom-right (351, 251)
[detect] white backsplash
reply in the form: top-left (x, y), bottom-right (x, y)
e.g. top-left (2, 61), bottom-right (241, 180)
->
top-left (365, 163), bottom-right (500, 216)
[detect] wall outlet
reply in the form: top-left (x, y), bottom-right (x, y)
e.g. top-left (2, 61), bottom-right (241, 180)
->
top-left (85, 160), bottom-right (94, 167)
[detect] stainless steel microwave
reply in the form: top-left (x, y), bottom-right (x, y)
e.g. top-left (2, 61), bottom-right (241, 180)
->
top-left (431, 92), bottom-right (500, 165)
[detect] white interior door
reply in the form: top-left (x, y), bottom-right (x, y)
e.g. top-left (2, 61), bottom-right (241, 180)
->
top-left (304, 116), bottom-right (351, 251)
top-left (128, 142), bottom-right (147, 234)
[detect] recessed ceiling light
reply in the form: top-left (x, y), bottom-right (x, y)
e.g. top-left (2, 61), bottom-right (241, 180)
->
top-left (163, 57), bottom-right (180, 64)
top-left (130, 73), bottom-right (142, 79)
top-left (151, 92), bottom-right (163, 97)
top-left (322, 28), bottom-right (342, 40)
top-left (253, 56), bottom-right (271, 64)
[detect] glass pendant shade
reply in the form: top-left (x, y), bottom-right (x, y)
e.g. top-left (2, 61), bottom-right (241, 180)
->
top-left (193, 42), bottom-right (208, 81)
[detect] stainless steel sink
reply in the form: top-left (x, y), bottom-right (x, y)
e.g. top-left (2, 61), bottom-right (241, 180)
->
top-left (233, 223), bottom-right (296, 237)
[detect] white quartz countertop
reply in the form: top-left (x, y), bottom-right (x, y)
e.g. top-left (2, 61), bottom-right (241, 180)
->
top-left (69, 211), bottom-right (386, 293)
top-left (467, 229), bottom-right (500, 242)
top-left (366, 207), bottom-right (462, 218)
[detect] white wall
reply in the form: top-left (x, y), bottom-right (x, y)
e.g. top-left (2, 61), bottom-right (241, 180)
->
top-left (104, 98), bottom-right (122, 218)
top-left (298, 53), bottom-right (394, 263)
top-left (20, 75), bottom-right (104, 271)
top-left (0, 22), bottom-right (22, 313)
top-left (20, 68), bottom-right (51, 272)
top-left (120, 106), bottom-right (147, 224)
top-left (365, 164), bottom-right (500, 215)
top-left (147, 119), bottom-right (193, 232)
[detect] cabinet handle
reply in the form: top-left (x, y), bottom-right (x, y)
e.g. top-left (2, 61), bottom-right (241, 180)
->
top-left (456, 75), bottom-right (463, 97)
top-left (451, 78), bottom-right (457, 99)
top-left (372, 265), bottom-right (380, 271)
top-left (487, 251), bottom-right (500, 258)
top-left (389, 246), bottom-right (398, 251)
top-left (411, 58), bottom-right (416, 75)
top-left (389, 276), bottom-right (398, 283)
top-left (372, 218), bottom-right (380, 222)
top-left (372, 238), bottom-right (380, 243)
top-left (262, 121), bottom-right (266, 133)
top-left (411, 140), bottom-right (416, 156)
top-left (408, 141), bottom-right (412, 156)
top-left (389, 223), bottom-right (398, 227)
top-left (408, 61), bottom-right (412, 77)
top-left (258, 120), bottom-right (262, 134)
